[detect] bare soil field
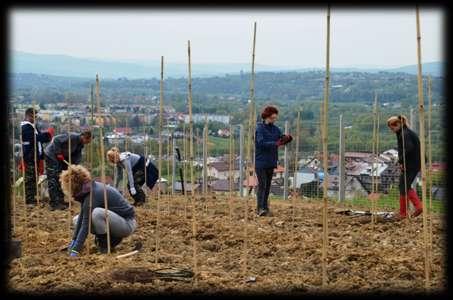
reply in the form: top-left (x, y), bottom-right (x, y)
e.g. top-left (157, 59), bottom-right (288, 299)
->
top-left (8, 195), bottom-right (446, 295)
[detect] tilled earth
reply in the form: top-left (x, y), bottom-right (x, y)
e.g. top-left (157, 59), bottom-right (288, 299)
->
top-left (8, 195), bottom-right (447, 295)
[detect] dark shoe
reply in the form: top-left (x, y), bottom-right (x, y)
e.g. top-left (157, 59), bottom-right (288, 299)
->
top-left (95, 234), bottom-right (122, 253)
top-left (257, 209), bottom-right (267, 217)
top-left (49, 202), bottom-right (68, 211)
top-left (133, 200), bottom-right (145, 207)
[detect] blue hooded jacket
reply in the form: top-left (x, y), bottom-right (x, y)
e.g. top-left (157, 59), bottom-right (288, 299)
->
top-left (255, 121), bottom-right (283, 169)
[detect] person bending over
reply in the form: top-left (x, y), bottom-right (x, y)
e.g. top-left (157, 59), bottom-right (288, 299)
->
top-left (60, 164), bottom-right (137, 256)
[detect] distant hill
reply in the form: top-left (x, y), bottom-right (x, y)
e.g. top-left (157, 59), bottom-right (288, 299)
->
top-left (10, 51), bottom-right (444, 79)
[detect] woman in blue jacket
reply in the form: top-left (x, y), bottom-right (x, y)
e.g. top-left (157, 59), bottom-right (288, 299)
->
top-left (255, 106), bottom-right (292, 216)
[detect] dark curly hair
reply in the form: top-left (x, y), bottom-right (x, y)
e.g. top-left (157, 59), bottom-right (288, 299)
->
top-left (261, 106), bottom-right (279, 119)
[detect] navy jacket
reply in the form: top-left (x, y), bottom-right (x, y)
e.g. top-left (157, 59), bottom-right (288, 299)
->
top-left (44, 132), bottom-right (85, 164)
top-left (72, 181), bottom-right (135, 252)
top-left (255, 121), bottom-right (283, 169)
top-left (21, 121), bottom-right (52, 163)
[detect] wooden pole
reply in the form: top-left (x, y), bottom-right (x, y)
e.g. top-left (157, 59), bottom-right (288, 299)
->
top-left (427, 75), bottom-right (433, 272)
top-left (321, 6), bottom-right (331, 286)
top-left (31, 102), bottom-right (40, 208)
top-left (415, 5), bottom-right (430, 288)
top-left (187, 40), bottom-right (198, 285)
top-left (19, 115), bottom-right (28, 248)
top-left (229, 119), bottom-right (233, 221)
top-left (96, 74), bottom-right (111, 255)
top-left (156, 56), bottom-right (164, 264)
top-left (203, 117), bottom-right (208, 195)
top-left (371, 92), bottom-right (377, 225)
top-left (88, 84), bottom-right (94, 246)
top-left (243, 20), bottom-right (256, 282)
top-left (292, 111), bottom-right (300, 226)
top-left (11, 109), bottom-right (17, 234)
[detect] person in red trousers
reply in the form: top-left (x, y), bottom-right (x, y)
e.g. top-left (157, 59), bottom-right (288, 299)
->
top-left (387, 115), bottom-right (422, 220)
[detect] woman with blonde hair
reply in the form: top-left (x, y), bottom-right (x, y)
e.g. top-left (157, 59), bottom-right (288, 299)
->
top-left (106, 147), bottom-right (159, 206)
top-left (60, 164), bottom-right (136, 256)
top-left (387, 115), bottom-right (422, 220)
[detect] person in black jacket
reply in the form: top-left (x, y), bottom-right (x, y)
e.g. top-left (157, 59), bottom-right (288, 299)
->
top-left (44, 130), bottom-right (92, 210)
top-left (20, 108), bottom-right (54, 206)
top-left (254, 106), bottom-right (292, 216)
top-left (60, 164), bottom-right (136, 256)
top-left (387, 115), bottom-right (422, 219)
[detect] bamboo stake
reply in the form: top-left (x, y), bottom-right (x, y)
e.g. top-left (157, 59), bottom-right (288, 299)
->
top-left (95, 74), bottom-right (111, 255)
top-left (155, 56), bottom-right (164, 264)
top-left (144, 115), bottom-right (148, 208)
top-left (376, 102), bottom-right (381, 215)
top-left (66, 98), bottom-right (73, 241)
top-left (188, 40), bottom-right (199, 285)
top-left (292, 111), bottom-right (301, 228)
top-left (19, 115), bottom-right (28, 249)
top-left (243, 21), bottom-right (256, 282)
top-left (32, 102), bottom-right (40, 207)
top-left (229, 120), bottom-right (233, 221)
top-left (415, 6), bottom-right (430, 289)
top-left (11, 109), bottom-right (16, 234)
top-left (88, 84), bottom-right (94, 247)
top-left (427, 75), bottom-right (433, 273)
top-left (321, 6), bottom-right (331, 286)
top-left (204, 114), bottom-right (209, 215)
top-left (183, 122), bottom-right (188, 217)
top-left (371, 93), bottom-right (377, 225)
top-left (167, 133), bottom-right (171, 214)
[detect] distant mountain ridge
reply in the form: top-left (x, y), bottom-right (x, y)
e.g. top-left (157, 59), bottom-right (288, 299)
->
top-left (11, 51), bottom-right (444, 79)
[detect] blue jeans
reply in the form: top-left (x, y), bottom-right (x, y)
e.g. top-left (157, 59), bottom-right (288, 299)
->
top-left (255, 167), bottom-right (274, 211)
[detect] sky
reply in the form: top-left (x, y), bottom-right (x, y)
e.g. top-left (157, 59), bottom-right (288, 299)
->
top-left (9, 8), bottom-right (444, 68)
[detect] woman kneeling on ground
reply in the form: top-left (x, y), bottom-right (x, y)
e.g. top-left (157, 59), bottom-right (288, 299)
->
top-left (60, 164), bottom-right (137, 256)
top-left (387, 115), bottom-right (422, 220)
top-left (107, 147), bottom-right (159, 207)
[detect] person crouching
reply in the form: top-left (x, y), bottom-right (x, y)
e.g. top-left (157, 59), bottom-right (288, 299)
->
top-left (106, 147), bottom-right (159, 206)
top-left (60, 164), bottom-right (137, 256)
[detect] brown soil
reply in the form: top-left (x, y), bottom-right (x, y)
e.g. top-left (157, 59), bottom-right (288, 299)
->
top-left (8, 195), bottom-right (446, 295)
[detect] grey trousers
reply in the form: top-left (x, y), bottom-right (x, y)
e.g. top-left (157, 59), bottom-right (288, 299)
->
top-left (73, 207), bottom-right (137, 237)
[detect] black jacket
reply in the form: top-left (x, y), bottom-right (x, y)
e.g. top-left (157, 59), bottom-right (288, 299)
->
top-left (396, 125), bottom-right (421, 172)
top-left (44, 132), bottom-right (84, 164)
top-left (21, 121), bottom-right (52, 163)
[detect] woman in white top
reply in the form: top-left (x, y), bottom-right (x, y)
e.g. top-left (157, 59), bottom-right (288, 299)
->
top-left (107, 147), bottom-right (159, 206)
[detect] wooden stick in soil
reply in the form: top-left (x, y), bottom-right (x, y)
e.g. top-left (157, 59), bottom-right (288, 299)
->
top-left (183, 122), bottom-right (187, 218)
top-left (156, 55), bottom-right (164, 264)
top-left (95, 75), bottom-right (112, 255)
top-left (19, 115), bottom-right (28, 249)
top-left (292, 110), bottom-right (301, 231)
top-left (88, 84), bottom-right (94, 246)
top-left (243, 21), bottom-right (256, 282)
top-left (167, 134), bottom-right (171, 214)
top-left (229, 120), bottom-right (233, 221)
top-left (371, 92), bottom-right (377, 225)
top-left (66, 98), bottom-right (73, 240)
top-left (427, 75), bottom-right (433, 272)
top-left (32, 102), bottom-right (40, 208)
top-left (321, 5), bottom-right (331, 287)
top-left (11, 109), bottom-right (16, 234)
top-left (415, 5), bottom-right (431, 289)
top-left (187, 40), bottom-right (199, 285)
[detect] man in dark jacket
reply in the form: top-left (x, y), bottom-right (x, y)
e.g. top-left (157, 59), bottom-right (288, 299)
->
top-left (254, 106), bottom-right (292, 216)
top-left (59, 165), bottom-right (136, 256)
top-left (387, 115), bottom-right (422, 219)
top-left (44, 130), bottom-right (92, 210)
top-left (20, 108), bottom-right (54, 206)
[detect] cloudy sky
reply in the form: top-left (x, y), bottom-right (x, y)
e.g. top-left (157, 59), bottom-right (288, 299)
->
top-left (9, 8), bottom-right (444, 68)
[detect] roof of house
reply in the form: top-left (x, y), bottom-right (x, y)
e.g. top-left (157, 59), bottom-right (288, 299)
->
top-left (210, 179), bottom-right (239, 191)
top-left (209, 161), bottom-right (239, 172)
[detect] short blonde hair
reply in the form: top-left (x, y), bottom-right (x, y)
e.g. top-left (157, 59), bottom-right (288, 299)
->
top-left (107, 147), bottom-right (120, 163)
top-left (60, 164), bottom-right (92, 197)
top-left (387, 115), bottom-right (410, 128)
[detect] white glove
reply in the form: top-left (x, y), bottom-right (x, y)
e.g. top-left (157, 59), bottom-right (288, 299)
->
top-left (130, 187), bottom-right (137, 195)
